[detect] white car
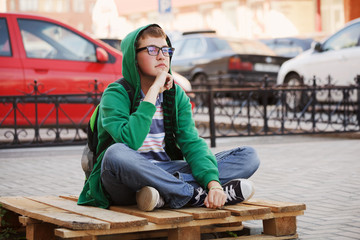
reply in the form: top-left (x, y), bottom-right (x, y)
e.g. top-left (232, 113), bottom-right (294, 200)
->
top-left (277, 17), bottom-right (360, 87)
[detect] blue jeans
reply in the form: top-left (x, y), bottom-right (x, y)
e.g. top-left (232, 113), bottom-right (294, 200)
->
top-left (101, 143), bottom-right (260, 209)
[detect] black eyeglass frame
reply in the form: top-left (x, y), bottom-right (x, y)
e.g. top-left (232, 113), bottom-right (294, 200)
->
top-left (136, 45), bottom-right (175, 57)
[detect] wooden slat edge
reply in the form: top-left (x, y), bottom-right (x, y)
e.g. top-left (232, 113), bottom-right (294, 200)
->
top-left (174, 207), bottom-right (231, 219)
top-left (224, 204), bottom-right (271, 216)
top-left (244, 199), bottom-right (306, 213)
top-left (59, 195), bottom-right (78, 202)
top-left (0, 197), bottom-right (110, 230)
top-left (110, 206), bottom-right (193, 224)
top-left (26, 196), bottom-right (148, 229)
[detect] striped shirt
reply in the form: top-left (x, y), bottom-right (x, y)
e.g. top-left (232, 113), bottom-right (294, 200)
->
top-left (137, 91), bottom-right (171, 161)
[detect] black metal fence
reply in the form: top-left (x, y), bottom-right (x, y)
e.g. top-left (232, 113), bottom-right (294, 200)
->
top-left (1, 77), bottom-right (359, 149)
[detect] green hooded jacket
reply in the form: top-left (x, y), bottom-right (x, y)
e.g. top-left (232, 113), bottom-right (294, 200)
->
top-left (77, 24), bottom-right (219, 209)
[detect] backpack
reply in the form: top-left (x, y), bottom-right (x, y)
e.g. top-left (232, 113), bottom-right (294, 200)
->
top-left (81, 78), bottom-right (134, 179)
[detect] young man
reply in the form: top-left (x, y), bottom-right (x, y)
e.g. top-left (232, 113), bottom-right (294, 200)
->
top-left (77, 24), bottom-right (260, 211)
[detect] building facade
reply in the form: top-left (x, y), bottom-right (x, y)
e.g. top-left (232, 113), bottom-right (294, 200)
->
top-left (1, 0), bottom-right (359, 40)
top-left (110, 0), bottom-right (356, 39)
top-left (2, 0), bottom-right (96, 34)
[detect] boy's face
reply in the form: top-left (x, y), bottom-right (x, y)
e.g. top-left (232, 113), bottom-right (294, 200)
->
top-left (136, 36), bottom-right (170, 80)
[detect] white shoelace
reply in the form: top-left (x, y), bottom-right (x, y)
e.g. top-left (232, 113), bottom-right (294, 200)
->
top-left (194, 187), bottom-right (206, 203)
top-left (224, 184), bottom-right (237, 203)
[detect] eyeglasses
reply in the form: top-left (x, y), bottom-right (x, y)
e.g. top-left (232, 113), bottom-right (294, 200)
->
top-left (136, 45), bottom-right (175, 57)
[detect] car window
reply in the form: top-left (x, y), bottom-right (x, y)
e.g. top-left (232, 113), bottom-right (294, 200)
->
top-left (174, 38), bottom-right (206, 58)
top-left (18, 19), bottom-right (96, 61)
top-left (267, 43), bottom-right (303, 57)
top-left (171, 39), bottom-right (183, 57)
top-left (229, 40), bottom-right (275, 55)
top-left (211, 38), bottom-right (232, 51)
top-left (0, 18), bottom-right (11, 57)
top-left (322, 22), bottom-right (360, 51)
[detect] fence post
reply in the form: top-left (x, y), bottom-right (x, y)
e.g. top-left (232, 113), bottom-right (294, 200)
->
top-left (12, 97), bottom-right (20, 144)
top-left (280, 89), bottom-right (286, 134)
top-left (311, 76), bottom-right (317, 133)
top-left (54, 96), bottom-right (61, 142)
top-left (93, 79), bottom-right (101, 106)
top-left (356, 75), bottom-right (360, 129)
top-left (262, 75), bottom-right (269, 134)
top-left (33, 80), bottom-right (41, 143)
top-left (208, 86), bottom-right (216, 148)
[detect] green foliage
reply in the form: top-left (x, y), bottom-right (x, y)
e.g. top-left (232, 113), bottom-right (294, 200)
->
top-left (227, 230), bottom-right (238, 237)
top-left (0, 204), bottom-right (26, 240)
top-left (0, 205), bottom-right (7, 227)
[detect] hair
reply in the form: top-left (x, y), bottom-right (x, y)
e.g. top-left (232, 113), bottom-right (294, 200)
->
top-left (136, 25), bottom-right (167, 48)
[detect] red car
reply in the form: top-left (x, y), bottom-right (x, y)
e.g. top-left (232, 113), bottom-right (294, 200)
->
top-left (0, 13), bottom-right (123, 127)
top-left (0, 13), bottom-right (192, 129)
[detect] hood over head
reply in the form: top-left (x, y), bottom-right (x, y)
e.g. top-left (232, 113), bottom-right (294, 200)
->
top-left (120, 24), bottom-right (173, 104)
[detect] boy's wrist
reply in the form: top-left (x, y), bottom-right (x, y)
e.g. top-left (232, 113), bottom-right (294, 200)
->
top-left (207, 180), bottom-right (221, 190)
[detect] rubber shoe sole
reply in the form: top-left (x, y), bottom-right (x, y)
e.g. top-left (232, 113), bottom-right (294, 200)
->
top-left (136, 186), bottom-right (161, 211)
top-left (223, 179), bottom-right (255, 205)
top-left (241, 179), bottom-right (255, 202)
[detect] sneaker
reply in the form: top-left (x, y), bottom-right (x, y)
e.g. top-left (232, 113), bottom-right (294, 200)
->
top-left (222, 179), bottom-right (255, 205)
top-left (189, 187), bottom-right (207, 207)
top-left (136, 186), bottom-right (165, 211)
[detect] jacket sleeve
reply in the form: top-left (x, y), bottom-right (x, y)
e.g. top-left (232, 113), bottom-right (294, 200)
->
top-left (174, 85), bottom-right (220, 189)
top-left (99, 83), bottom-right (156, 150)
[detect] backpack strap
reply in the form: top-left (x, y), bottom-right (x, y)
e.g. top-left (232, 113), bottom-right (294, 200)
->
top-left (116, 78), bottom-right (135, 114)
top-left (163, 86), bottom-right (183, 160)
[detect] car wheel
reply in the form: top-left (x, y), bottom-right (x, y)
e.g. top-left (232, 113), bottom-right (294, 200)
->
top-left (284, 73), bottom-right (309, 111)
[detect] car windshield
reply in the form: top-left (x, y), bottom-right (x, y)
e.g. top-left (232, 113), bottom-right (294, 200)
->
top-left (228, 40), bottom-right (276, 55)
top-left (18, 19), bottom-right (96, 61)
top-left (322, 21), bottom-right (360, 51)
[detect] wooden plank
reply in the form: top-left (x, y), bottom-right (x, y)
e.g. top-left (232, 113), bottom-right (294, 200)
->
top-left (224, 204), bottom-right (271, 216)
top-left (59, 195), bottom-right (79, 202)
top-left (174, 207), bottom-right (231, 219)
top-left (0, 197), bottom-right (110, 230)
top-left (55, 216), bottom-right (248, 238)
top-left (110, 205), bottom-right (193, 224)
top-left (263, 216), bottom-right (297, 236)
top-left (244, 199), bottom-right (306, 213)
top-left (19, 216), bottom-right (42, 225)
top-left (27, 196), bottom-right (148, 229)
top-left (219, 233), bottom-right (298, 240)
top-left (201, 223), bottom-right (243, 234)
top-left (95, 230), bottom-right (168, 240)
top-left (25, 221), bottom-right (56, 240)
top-left (168, 226), bottom-right (201, 240)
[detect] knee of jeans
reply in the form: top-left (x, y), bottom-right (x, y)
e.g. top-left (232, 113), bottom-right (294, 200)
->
top-left (243, 146), bottom-right (260, 173)
top-left (232, 146), bottom-right (260, 173)
top-left (102, 143), bottom-right (129, 169)
top-left (104, 143), bottom-right (128, 158)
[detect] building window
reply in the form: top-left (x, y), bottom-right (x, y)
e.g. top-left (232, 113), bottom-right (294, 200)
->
top-left (19, 0), bottom-right (38, 11)
top-left (9, 0), bottom-right (16, 11)
top-left (44, 0), bottom-right (53, 12)
top-left (51, 0), bottom-right (69, 12)
top-left (73, 0), bottom-right (85, 13)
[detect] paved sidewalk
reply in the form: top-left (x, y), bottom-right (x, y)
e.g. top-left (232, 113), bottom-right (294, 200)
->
top-left (0, 135), bottom-right (359, 239)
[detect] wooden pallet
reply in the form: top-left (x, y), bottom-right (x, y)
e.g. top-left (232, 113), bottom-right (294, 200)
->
top-left (0, 196), bottom-right (305, 240)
